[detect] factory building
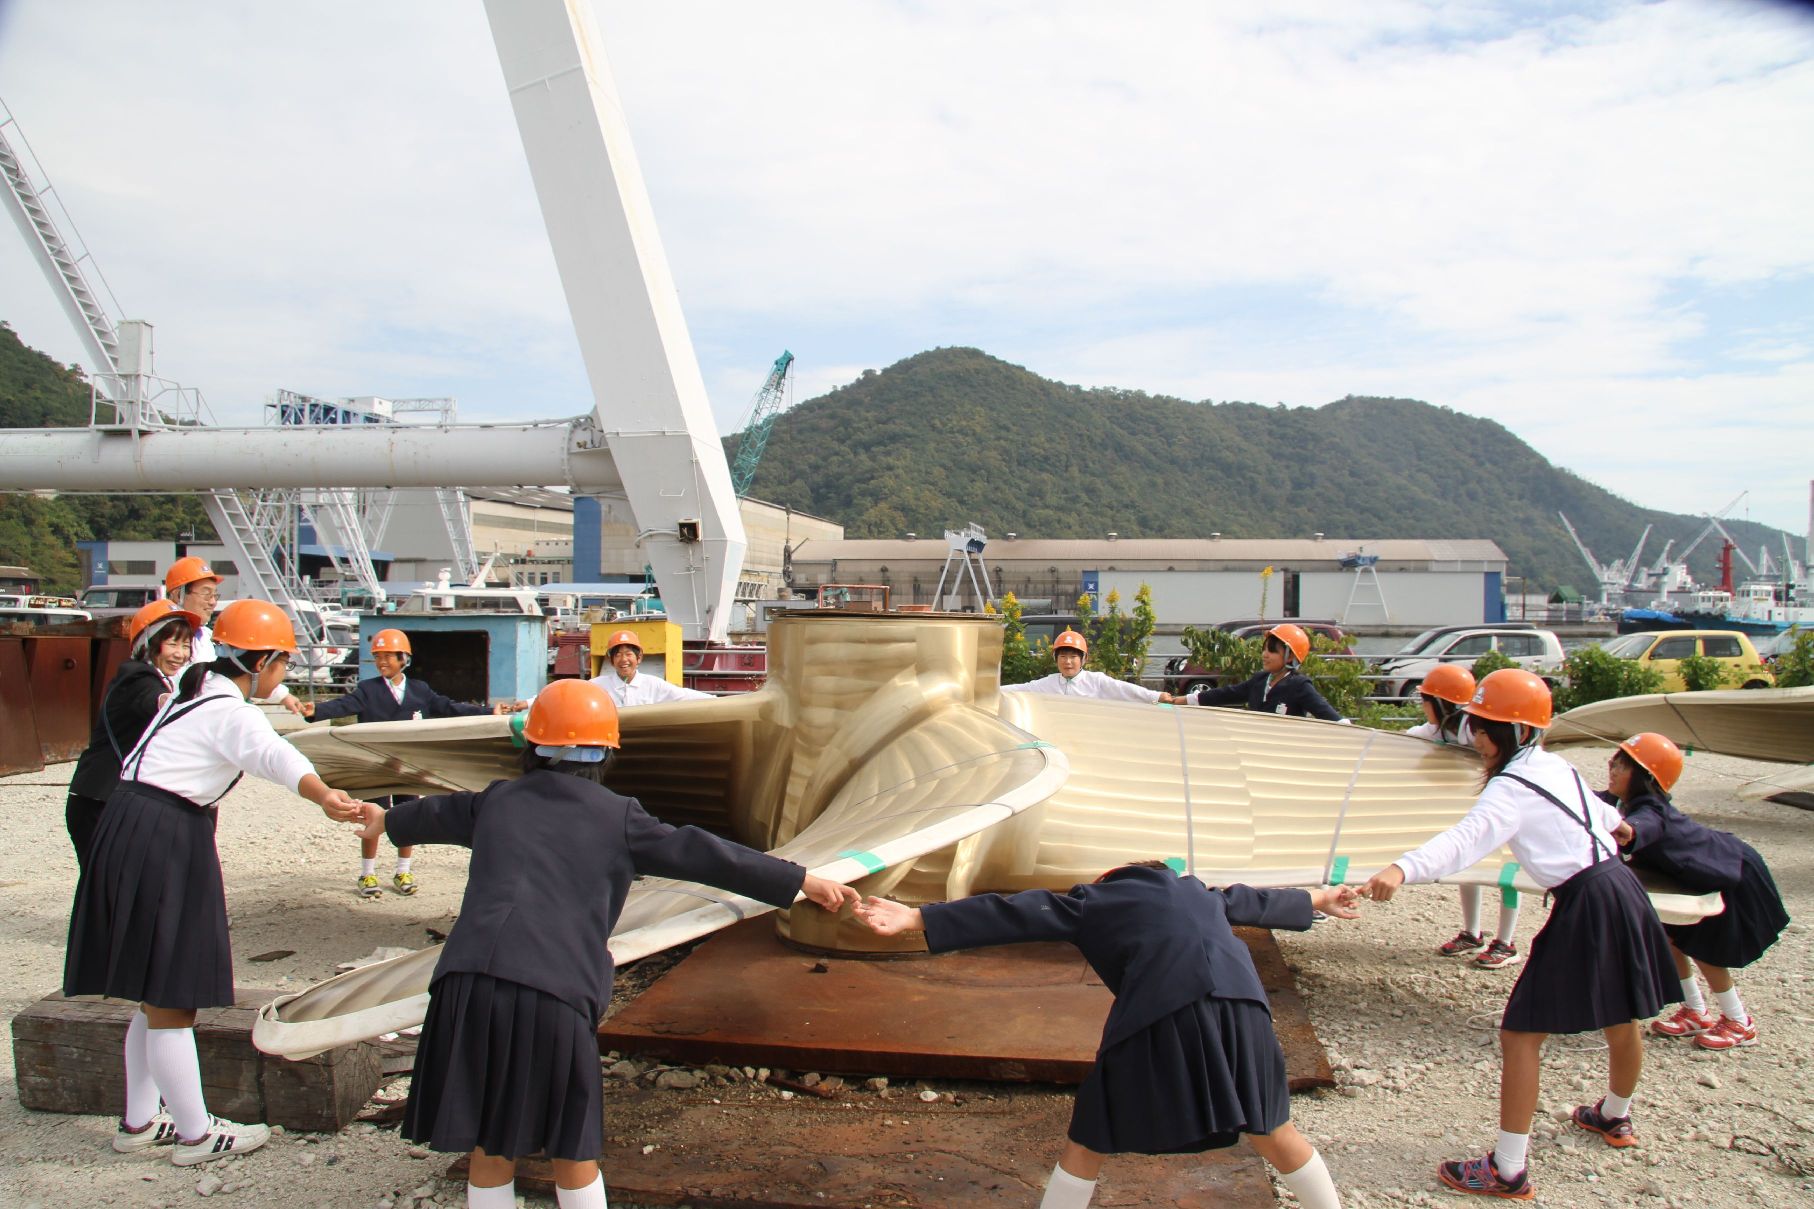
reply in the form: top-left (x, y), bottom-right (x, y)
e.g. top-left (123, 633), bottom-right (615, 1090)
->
top-left (784, 535), bottom-right (1510, 629)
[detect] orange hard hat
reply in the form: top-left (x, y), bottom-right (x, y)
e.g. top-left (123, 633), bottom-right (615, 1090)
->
top-left (1619, 732), bottom-right (1684, 793)
top-left (523, 678), bottom-right (621, 749)
top-left (128, 600), bottom-right (202, 656)
top-left (1053, 630), bottom-right (1088, 655)
top-left (605, 629), bottom-right (643, 654)
top-left (1463, 668), bottom-right (1553, 729)
top-left (370, 629), bottom-right (412, 655)
top-left (211, 599), bottom-right (298, 654)
top-left (1419, 663), bottom-right (1477, 705)
top-left (164, 556), bottom-right (220, 594)
top-left (1266, 623), bottom-right (1311, 665)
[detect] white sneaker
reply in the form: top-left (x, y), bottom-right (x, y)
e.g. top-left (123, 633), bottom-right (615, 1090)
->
top-left (113, 1108), bottom-right (179, 1152)
top-left (172, 1115), bottom-right (270, 1166)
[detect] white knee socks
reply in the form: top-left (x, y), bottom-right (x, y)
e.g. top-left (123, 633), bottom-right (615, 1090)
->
top-left (1680, 975), bottom-right (1706, 1012)
top-left (1496, 902), bottom-right (1520, 945)
top-left (144, 1026), bottom-right (210, 1140)
top-left (556, 1172), bottom-right (607, 1207)
top-left (1458, 885), bottom-right (1482, 936)
top-left (1040, 1163), bottom-right (1097, 1208)
top-left (1713, 986), bottom-right (1747, 1022)
top-left (466, 1181), bottom-right (516, 1209)
top-left (123, 1010), bottom-right (162, 1128)
top-left (1278, 1149), bottom-right (1341, 1209)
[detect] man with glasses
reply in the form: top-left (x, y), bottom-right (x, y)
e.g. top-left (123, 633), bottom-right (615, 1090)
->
top-left (165, 558), bottom-right (305, 714)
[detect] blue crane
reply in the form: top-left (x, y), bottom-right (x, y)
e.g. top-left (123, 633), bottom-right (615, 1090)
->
top-left (729, 350), bottom-right (795, 497)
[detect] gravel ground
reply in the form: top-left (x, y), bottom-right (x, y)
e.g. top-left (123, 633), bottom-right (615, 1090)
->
top-left (1, 748), bottom-right (1808, 1207)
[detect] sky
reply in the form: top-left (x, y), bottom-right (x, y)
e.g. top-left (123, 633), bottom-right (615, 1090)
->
top-left (1, 0), bottom-right (1811, 537)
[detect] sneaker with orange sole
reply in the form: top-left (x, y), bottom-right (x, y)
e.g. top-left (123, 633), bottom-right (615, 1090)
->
top-left (1694, 1015), bottom-right (1758, 1051)
top-left (1572, 1098), bottom-right (1638, 1148)
top-left (1436, 1152), bottom-right (1533, 1200)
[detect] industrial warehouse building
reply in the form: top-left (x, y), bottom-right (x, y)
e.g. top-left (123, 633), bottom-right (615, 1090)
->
top-left (783, 536), bottom-right (1511, 629)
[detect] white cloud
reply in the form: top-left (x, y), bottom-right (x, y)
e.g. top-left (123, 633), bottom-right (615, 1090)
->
top-left (1, 0), bottom-right (1810, 533)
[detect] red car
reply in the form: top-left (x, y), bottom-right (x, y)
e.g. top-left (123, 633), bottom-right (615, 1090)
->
top-left (1161, 620), bottom-right (1354, 696)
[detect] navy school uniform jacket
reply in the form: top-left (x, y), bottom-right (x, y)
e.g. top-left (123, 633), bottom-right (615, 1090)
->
top-left (68, 660), bottom-right (169, 802)
top-left (919, 865), bottom-right (1314, 1053)
top-left (1604, 788), bottom-right (1746, 892)
top-left (1187, 670), bottom-right (1344, 721)
top-left (307, 675), bottom-right (491, 724)
top-left (385, 770), bottom-right (807, 1022)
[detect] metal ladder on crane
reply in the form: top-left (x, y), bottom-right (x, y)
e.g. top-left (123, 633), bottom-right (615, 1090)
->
top-left (2, 98), bottom-right (317, 637)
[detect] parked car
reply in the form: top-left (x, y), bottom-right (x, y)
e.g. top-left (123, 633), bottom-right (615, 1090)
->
top-left (1598, 629), bottom-right (1775, 692)
top-left (1754, 625), bottom-right (1809, 674)
top-left (1162, 620), bottom-right (1353, 696)
top-left (1371, 625), bottom-right (1565, 700)
top-left (78, 584), bottom-right (163, 622)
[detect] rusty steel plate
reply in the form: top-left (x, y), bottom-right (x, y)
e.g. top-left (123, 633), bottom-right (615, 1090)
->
top-left (0, 639), bottom-right (45, 776)
top-left (599, 918), bottom-right (1333, 1093)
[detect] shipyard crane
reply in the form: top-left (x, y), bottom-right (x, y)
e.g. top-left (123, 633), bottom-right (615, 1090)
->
top-left (728, 350), bottom-right (795, 497)
top-left (1556, 513), bottom-right (1649, 604)
top-left (0, 2), bottom-right (751, 641)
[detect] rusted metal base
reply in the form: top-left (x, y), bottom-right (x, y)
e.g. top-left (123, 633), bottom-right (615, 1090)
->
top-left (599, 919), bottom-right (1333, 1092)
top-left (451, 1085), bottom-right (1277, 1208)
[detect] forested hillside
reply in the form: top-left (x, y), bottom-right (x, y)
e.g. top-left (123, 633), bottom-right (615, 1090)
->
top-left (735, 347), bottom-right (1797, 592)
top-left (0, 322), bottom-right (211, 593)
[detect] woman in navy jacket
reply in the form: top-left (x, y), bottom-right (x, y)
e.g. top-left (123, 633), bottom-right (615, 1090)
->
top-left (360, 679), bottom-right (858, 1209)
top-left (1607, 733), bottom-right (1788, 1052)
top-left (1179, 623), bottom-right (1346, 721)
top-left (303, 629), bottom-right (512, 897)
top-left (856, 863), bottom-right (1356, 1209)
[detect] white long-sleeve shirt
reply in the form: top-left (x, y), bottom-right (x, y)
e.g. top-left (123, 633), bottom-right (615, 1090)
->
top-left (123, 672), bottom-right (316, 804)
top-left (1001, 669), bottom-right (1165, 703)
top-left (1395, 745), bottom-right (1622, 890)
top-left (589, 670), bottom-right (713, 708)
top-left (189, 624), bottom-right (291, 703)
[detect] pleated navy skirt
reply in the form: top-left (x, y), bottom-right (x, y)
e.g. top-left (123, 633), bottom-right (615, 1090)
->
top-left (1501, 858), bottom-right (1676, 1035)
top-left (63, 781), bottom-right (233, 1010)
top-left (1665, 844), bottom-right (1789, 970)
top-left (404, 971), bottom-right (602, 1161)
top-left (1068, 995), bottom-right (1289, 1155)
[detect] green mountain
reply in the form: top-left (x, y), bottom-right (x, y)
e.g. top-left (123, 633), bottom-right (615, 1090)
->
top-left (0, 322), bottom-right (212, 594)
top-left (735, 347), bottom-right (1799, 593)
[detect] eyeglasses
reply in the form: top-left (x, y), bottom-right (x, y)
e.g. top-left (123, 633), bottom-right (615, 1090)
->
top-left (185, 587), bottom-right (220, 602)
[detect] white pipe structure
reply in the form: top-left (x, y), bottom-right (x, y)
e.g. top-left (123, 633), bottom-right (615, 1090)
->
top-left (0, 0), bottom-right (747, 641)
top-left (0, 421), bottom-right (623, 494)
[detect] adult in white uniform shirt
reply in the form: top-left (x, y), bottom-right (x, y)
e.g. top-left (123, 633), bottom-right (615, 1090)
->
top-left (164, 557), bottom-right (304, 714)
top-left (1001, 630), bottom-right (1178, 703)
top-left (588, 628), bottom-right (713, 707)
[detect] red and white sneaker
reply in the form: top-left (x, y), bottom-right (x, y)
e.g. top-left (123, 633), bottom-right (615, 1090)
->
top-left (1649, 1006), bottom-right (1719, 1038)
top-left (1694, 1015), bottom-right (1758, 1051)
top-left (1473, 939), bottom-right (1522, 970)
top-left (1437, 930), bottom-right (1487, 957)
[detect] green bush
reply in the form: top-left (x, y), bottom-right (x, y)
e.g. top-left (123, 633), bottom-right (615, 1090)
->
top-left (993, 592), bottom-right (1053, 685)
top-left (1675, 652), bottom-right (1731, 692)
top-left (1076, 584), bottom-right (1158, 681)
top-left (1469, 649), bottom-right (1517, 681)
top-left (1554, 645), bottom-right (1664, 711)
top-left (1772, 630), bottom-right (1814, 688)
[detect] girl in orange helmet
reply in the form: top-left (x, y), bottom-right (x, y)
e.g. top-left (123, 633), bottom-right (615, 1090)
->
top-left (1001, 629), bottom-right (1179, 702)
top-left (1363, 669), bottom-right (1677, 1201)
top-left (1602, 733), bottom-right (1788, 1052)
top-left (163, 556), bottom-right (304, 716)
top-left (63, 601), bottom-right (200, 870)
top-left (359, 679), bottom-right (859, 1209)
top-left (65, 600), bottom-right (372, 1169)
top-left (1177, 623), bottom-right (1344, 720)
top-left (1407, 666), bottom-right (1524, 971)
top-left (588, 629), bottom-right (712, 706)
top-left (302, 628), bottom-right (518, 898)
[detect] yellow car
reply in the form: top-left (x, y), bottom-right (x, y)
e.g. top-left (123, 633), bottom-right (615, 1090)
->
top-left (1600, 629), bottom-right (1776, 692)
